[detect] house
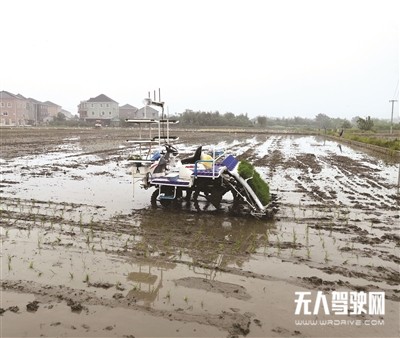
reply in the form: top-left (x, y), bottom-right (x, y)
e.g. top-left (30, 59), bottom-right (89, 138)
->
top-left (136, 106), bottom-right (160, 119)
top-left (43, 101), bottom-right (61, 120)
top-left (0, 90), bottom-right (31, 126)
top-left (16, 93), bottom-right (35, 123)
top-left (0, 90), bottom-right (66, 126)
top-left (60, 109), bottom-right (74, 120)
top-left (78, 94), bottom-right (119, 126)
top-left (27, 98), bottom-right (49, 125)
top-left (119, 104), bottom-right (138, 120)
top-left (120, 104), bottom-right (161, 120)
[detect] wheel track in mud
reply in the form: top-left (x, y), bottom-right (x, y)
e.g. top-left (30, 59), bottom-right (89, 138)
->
top-left (1, 196), bottom-right (399, 302)
top-left (0, 279), bottom-right (252, 336)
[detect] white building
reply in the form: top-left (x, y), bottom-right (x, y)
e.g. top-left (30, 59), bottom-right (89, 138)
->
top-left (78, 94), bottom-right (119, 125)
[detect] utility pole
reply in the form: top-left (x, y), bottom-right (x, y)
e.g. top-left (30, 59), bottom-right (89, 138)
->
top-left (389, 99), bottom-right (398, 134)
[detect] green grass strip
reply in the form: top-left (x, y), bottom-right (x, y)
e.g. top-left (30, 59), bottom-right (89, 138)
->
top-left (238, 160), bottom-right (270, 205)
top-left (344, 134), bottom-right (400, 151)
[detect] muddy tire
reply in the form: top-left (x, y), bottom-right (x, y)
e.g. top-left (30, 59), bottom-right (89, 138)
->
top-left (151, 187), bottom-right (176, 208)
top-left (150, 189), bottom-right (158, 208)
top-left (185, 189), bottom-right (192, 202)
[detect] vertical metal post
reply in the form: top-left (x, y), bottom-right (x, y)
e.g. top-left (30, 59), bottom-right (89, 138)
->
top-left (398, 163), bottom-right (400, 190)
top-left (158, 120), bottom-right (161, 147)
top-left (389, 100), bottom-right (398, 134)
top-left (132, 166), bottom-right (135, 198)
top-left (166, 106), bottom-right (169, 144)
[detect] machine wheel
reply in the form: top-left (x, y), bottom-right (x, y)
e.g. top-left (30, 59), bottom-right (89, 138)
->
top-left (185, 189), bottom-right (192, 202)
top-left (226, 178), bottom-right (251, 214)
top-left (192, 189), bottom-right (205, 211)
top-left (151, 186), bottom-right (176, 208)
top-left (151, 189), bottom-right (158, 208)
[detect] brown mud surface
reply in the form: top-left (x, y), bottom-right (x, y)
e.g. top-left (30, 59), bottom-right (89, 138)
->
top-left (1, 128), bottom-right (399, 337)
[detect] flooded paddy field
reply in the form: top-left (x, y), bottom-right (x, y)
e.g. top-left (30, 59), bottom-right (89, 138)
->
top-left (1, 128), bottom-right (399, 337)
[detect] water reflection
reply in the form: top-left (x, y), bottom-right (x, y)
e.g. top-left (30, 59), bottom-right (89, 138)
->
top-left (126, 261), bottom-right (176, 305)
top-left (133, 208), bottom-right (276, 271)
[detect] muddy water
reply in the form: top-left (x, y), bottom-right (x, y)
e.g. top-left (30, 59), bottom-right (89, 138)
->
top-left (1, 129), bottom-right (399, 337)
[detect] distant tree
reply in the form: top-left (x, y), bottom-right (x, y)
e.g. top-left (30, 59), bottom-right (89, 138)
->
top-left (55, 112), bottom-right (66, 122)
top-left (178, 109), bottom-right (252, 127)
top-left (357, 116), bottom-right (374, 131)
top-left (315, 113), bottom-right (332, 130)
top-left (341, 120), bottom-right (352, 129)
top-left (257, 116), bottom-right (267, 128)
top-left (351, 116), bottom-right (361, 125)
top-left (224, 112), bottom-right (235, 120)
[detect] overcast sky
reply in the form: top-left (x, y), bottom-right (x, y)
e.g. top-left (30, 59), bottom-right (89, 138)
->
top-left (1, 0), bottom-right (399, 119)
